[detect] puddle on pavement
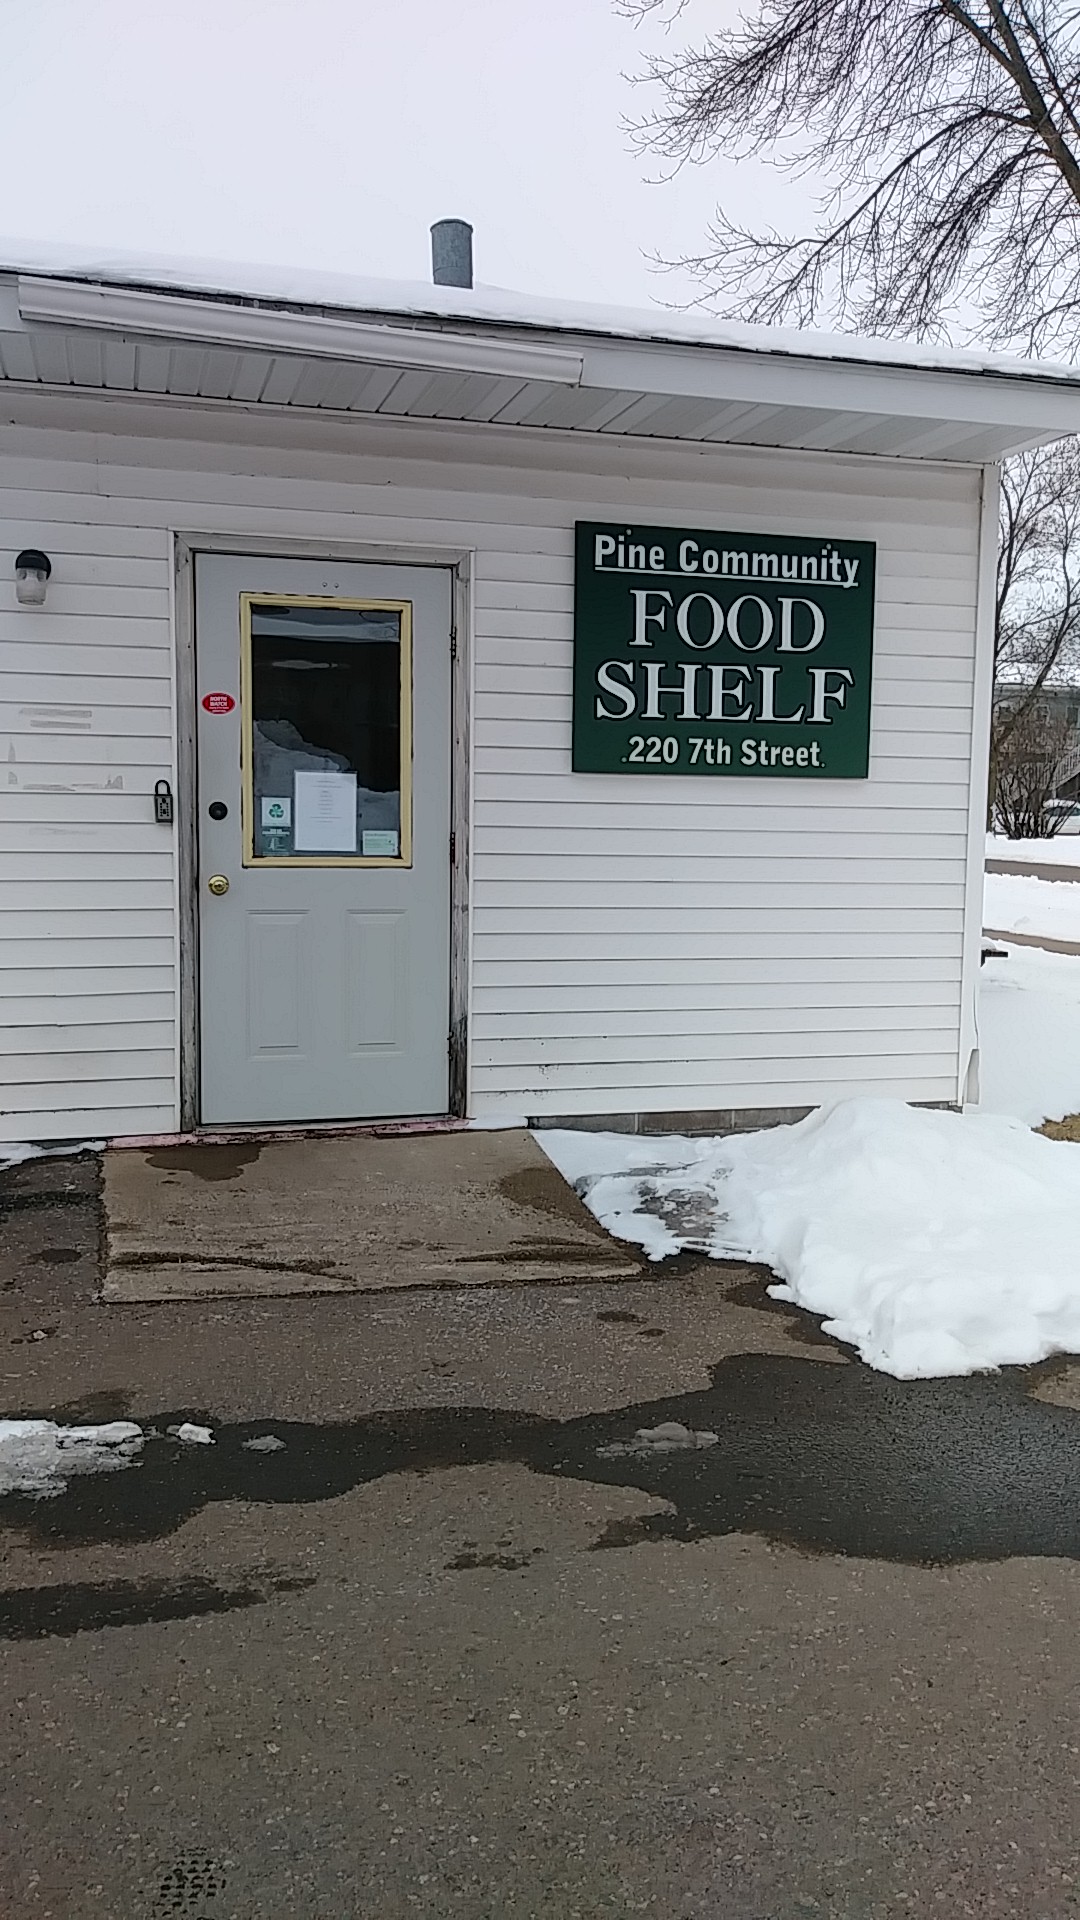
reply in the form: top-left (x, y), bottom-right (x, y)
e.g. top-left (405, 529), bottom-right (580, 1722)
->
top-left (0, 1572), bottom-right (313, 1640)
top-left (143, 1142), bottom-right (262, 1182)
top-left (725, 1277), bottom-right (842, 1352)
top-left (445, 1546), bottom-right (543, 1571)
top-left (6, 1353), bottom-right (1080, 1567)
top-left (497, 1166), bottom-right (610, 1236)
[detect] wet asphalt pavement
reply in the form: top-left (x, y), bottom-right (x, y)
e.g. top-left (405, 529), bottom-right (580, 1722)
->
top-left (5, 1153), bottom-right (1080, 1917)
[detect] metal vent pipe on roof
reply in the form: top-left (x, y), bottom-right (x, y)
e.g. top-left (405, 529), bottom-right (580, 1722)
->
top-left (431, 219), bottom-right (473, 289)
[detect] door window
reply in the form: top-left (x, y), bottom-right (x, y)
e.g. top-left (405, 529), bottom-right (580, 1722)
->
top-left (240, 595), bottom-right (412, 865)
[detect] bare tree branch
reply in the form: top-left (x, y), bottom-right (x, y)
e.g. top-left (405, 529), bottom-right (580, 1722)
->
top-left (992, 701), bottom-right (1075, 834)
top-left (625, 1), bottom-right (1080, 837)
top-left (992, 439), bottom-right (1080, 829)
top-left (628, 0), bottom-right (1080, 350)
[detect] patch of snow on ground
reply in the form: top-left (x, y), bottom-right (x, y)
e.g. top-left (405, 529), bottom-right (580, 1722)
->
top-left (984, 871), bottom-right (1080, 940)
top-left (540, 1130), bottom-right (726, 1260)
top-left (0, 1144), bottom-right (51, 1171)
top-left (540, 1097), bottom-right (1080, 1379)
top-left (978, 948), bottom-right (1080, 1125)
top-left (0, 1420), bottom-right (144, 1497)
top-left (596, 1422), bottom-right (719, 1458)
top-left (0, 1140), bottom-right (103, 1172)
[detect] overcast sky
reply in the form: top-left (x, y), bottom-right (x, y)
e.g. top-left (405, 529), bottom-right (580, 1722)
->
top-left (1, 0), bottom-right (809, 311)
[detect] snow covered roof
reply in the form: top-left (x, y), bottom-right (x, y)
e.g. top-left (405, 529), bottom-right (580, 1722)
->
top-left (1, 236), bottom-right (1078, 463)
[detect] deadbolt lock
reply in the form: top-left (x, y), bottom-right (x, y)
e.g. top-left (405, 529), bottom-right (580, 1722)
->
top-left (207, 874), bottom-right (230, 896)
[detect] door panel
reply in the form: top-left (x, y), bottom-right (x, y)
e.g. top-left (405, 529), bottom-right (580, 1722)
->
top-left (345, 911), bottom-right (407, 1052)
top-left (245, 912), bottom-right (309, 1056)
top-left (195, 554), bottom-right (452, 1124)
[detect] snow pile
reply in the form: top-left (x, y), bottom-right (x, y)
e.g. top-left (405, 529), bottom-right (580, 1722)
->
top-left (984, 871), bottom-right (1080, 941)
top-left (0, 1419), bottom-right (144, 1497)
top-left (979, 948), bottom-right (1080, 1125)
top-left (541, 1099), bottom-right (1080, 1378)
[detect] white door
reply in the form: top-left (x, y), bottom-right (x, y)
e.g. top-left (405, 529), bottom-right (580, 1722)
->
top-left (194, 553), bottom-right (452, 1124)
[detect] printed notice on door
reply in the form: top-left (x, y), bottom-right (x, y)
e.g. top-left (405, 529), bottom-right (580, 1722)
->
top-left (294, 770), bottom-right (358, 853)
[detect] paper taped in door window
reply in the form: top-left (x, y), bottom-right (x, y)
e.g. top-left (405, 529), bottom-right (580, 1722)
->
top-left (294, 770), bottom-right (357, 853)
top-left (361, 830), bottom-right (399, 857)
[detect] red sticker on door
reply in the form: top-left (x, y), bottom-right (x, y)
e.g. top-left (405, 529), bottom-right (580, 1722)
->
top-left (201, 692), bottom-right (236, 715)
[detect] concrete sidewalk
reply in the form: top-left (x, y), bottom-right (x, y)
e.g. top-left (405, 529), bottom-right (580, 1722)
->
top-left (983, 923), bottom-right (1080, 956)
top-left (103, 1128), bottom-right (640, 1301)
top-left (986, 855), bottom-right (1080, 882)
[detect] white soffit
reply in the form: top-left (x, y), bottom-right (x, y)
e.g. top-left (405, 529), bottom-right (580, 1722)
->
top-left (8, 270), bottom-right (1080, 459)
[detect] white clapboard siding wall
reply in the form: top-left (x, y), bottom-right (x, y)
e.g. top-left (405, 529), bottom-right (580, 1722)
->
top-left (0, 408), bottom-right (982, 1137)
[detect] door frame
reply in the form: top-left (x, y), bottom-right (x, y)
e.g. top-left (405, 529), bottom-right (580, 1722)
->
top-left (173, 531), bottom-right (472, 1131)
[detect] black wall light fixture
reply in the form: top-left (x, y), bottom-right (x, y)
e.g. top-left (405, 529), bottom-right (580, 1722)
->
top-left (15, 549), bottom-right (51, 606)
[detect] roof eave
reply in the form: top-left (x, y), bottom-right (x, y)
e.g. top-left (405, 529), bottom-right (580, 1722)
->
top-left (5, 269), bottom-right (1080, 459)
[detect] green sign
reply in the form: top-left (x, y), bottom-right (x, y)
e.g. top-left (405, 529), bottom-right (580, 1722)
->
top-left (572, 521), bottom-right (875, 777)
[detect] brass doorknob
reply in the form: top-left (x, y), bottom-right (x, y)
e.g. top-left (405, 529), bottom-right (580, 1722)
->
top-left (207, 873), bottom-right (229, 896)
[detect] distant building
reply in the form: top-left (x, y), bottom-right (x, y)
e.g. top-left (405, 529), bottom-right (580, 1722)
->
top-left (993, 684), bottom-right (1080, 796)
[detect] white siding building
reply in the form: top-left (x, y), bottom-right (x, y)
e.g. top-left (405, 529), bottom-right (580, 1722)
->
top-left (2, 248), bottom-right (1079, 1143)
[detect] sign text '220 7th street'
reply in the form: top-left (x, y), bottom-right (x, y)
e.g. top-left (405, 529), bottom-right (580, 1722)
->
top-left (572, 521), bottom-right (876, 778)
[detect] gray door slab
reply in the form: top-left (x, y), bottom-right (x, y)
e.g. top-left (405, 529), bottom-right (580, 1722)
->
top-left (195, 554), bottom-right (452, 1124)
top-left (102, 1130), bottom-right (643, 1300)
